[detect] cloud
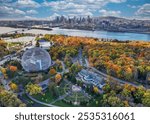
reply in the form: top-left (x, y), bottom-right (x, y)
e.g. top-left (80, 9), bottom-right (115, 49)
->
top-left (0, 0), bottom-right (39, 19)
top-left (43, 0), bottom-right (126, 10)
top-left (26, 10), bottom-right (38, 14)
top-left (0, 6), bottom-right (25, 18)
top-left (99, 9), bottom-right (121, 17)
top-left (127, 5), bottom-right (140, 9)
top-left (136, 4), bottom-right (150, 17)
top-left (15, 0), bottom-right (40, 8)
top-left (43, 0), bottom-right (126, 17)
top-left (0, 0), bottom-right (127, 19)
top-left (0, 0), bottom-right (12, 3)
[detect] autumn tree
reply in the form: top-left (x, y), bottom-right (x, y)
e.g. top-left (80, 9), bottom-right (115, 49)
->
top-left (133, 86), bottom-right (145, 103)
top-left (26, 84), bottom-right (42, 95)
top-left (102, 83), bottom-right (111, 93)
top-left (142, 90), bottom-right (150, 107)
top-left (9, 82), bottom-right (18, 92)
top-left (55, 73), bottom-right (62, 84)
top-left (9, 60), bottom-right (22, 70)
top-left (9, 66), bottom-right (18, 72)
top-left (93, 86), bottom-right (99, 94)
top-left (0, 88), bottom-right (26, 107)
top-left (49, 68), bottom-right (56, 75)
top-left (102, 91), bottom-right (124, 107)
top-left (0, 68), bottom-right (7, 79)
top-left (69, 63), bottom-right (82, 75)
top-left (55, 59), bottom-right (63, 71)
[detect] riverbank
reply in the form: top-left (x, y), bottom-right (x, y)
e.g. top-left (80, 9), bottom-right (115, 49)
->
top-left (0, 26), bottom-right (150, 41)
top-left (60, 27), bottom-right (150, 35)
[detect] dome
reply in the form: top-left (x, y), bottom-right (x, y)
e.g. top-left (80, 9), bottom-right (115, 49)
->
top-left (21, 47), bottom-right (51, 72)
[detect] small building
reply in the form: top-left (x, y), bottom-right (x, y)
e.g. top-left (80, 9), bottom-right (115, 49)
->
top-left (38, 39), bottom-right (53, 50)
top-left (78, 69), bottom-right (105, 90)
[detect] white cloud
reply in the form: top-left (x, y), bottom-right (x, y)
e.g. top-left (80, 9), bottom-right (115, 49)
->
top-left (0, 0), bottom-right (12, 2)
top-left (127, 5), bottom-right (140, 9)
top-left (26, 10), bottom-right (38, 14)
top-left (16, 0), bottom-right (40, 8)
top-left (136, 4), bottom-right (150, 17)
top-left (0, 0), bottom-right (127, 19)
top-left (43, 0), bottom-right (126, 17)
top-left (0, 6), bottom-right (25, 18)
top-left (43, 0), bottom-right (126, 10)
top-left (99, 9), bottom-right (121, 17)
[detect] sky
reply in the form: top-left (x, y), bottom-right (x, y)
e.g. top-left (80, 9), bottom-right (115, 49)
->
top-left (0, 0), bottom-right (150, 20)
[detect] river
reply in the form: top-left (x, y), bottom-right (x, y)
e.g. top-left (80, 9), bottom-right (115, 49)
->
top-left (0, 27), bottom-right (150, 41)
top-left (50, 28), bottom-right (150, 41)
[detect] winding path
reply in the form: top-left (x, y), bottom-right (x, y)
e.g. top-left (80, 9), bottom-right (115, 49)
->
top-left (26, 93), bottom-right (58, 107)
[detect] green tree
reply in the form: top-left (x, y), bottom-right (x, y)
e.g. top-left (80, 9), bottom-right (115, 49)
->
top-left (107, 96), bottom-right (124, 107)
top-left (0, 88), bottom-right (26, 107)
top-left (142, 90), bottom-right (150, 107)
top-left (36, 41), bottom-right (40, 47)
top-left (102, 83), bottom-right (111, 93)
top-left (133, 86), bottom-right (145, 103)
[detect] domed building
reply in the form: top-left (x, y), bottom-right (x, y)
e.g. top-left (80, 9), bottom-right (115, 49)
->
top-left (21, 47), bottom-right (51, 72)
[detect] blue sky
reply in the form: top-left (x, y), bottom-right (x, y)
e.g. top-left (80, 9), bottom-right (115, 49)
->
top-left (0, 0), bottom-right (150, 20)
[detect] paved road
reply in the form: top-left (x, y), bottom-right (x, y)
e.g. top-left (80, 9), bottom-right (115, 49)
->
top-left (0, 36), bottom-right (36, 90)
top-left (0, 39), bottom-right (35, 66)
top-left (84, 55), bottom-right (145, 88)
top-left (60, 61), bottom-right (69, 75)
top-left (78, 47), bottom-right (83, 66)
top-left (38, 79), bottom-right (50, 91)
top-left (50, 91), bottom-right (71, 104)
top-left (90, 66), bottom-right (140, 88)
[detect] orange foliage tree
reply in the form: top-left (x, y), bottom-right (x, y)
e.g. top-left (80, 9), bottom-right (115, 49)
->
top-left (49, 68), bottom-right (56, 75)
top-left (55, 73), bottom-right (62, 84)
top-left (9, 66), bottom-right (17, 72)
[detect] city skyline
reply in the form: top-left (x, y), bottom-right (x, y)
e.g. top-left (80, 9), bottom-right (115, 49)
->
top-left (0, 0), bottom-right (150, 20)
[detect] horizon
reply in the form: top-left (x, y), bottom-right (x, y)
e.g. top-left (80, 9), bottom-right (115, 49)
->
top-left (0, 15), bottom-right (150, 21)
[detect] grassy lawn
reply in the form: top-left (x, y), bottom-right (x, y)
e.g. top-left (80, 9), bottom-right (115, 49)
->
top-left (53, 100), bottom-right (76, 107)
top-left (24, 91), bottom-right (99, 107)
top-left (26, 81), bottom-right (97, 107)
top-left (32, 89), bottom-right (56, 104)
top-left (87, 100), bottom-right (100, 107)
top-left (22, 94), bottom-right (34, 106)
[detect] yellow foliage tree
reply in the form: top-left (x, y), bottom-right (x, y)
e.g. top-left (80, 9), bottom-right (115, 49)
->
top-left (93, 86), bottom-right (99, 94)
top-left (26, 83), bottom-right (42, 95)
top-left (0, 67), bottom-right (6, 74)
top-left (9, 82), bottom-right (18, 91)
top-left (0, 68), bottom-right (7, 79)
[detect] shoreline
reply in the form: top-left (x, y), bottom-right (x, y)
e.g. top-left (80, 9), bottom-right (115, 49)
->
top-left (60, 27), bottom-right (150, 35)
top-left (0, 26), bottom-right (150, 42)
top-left (1, 26), bottom-right (150, 35)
